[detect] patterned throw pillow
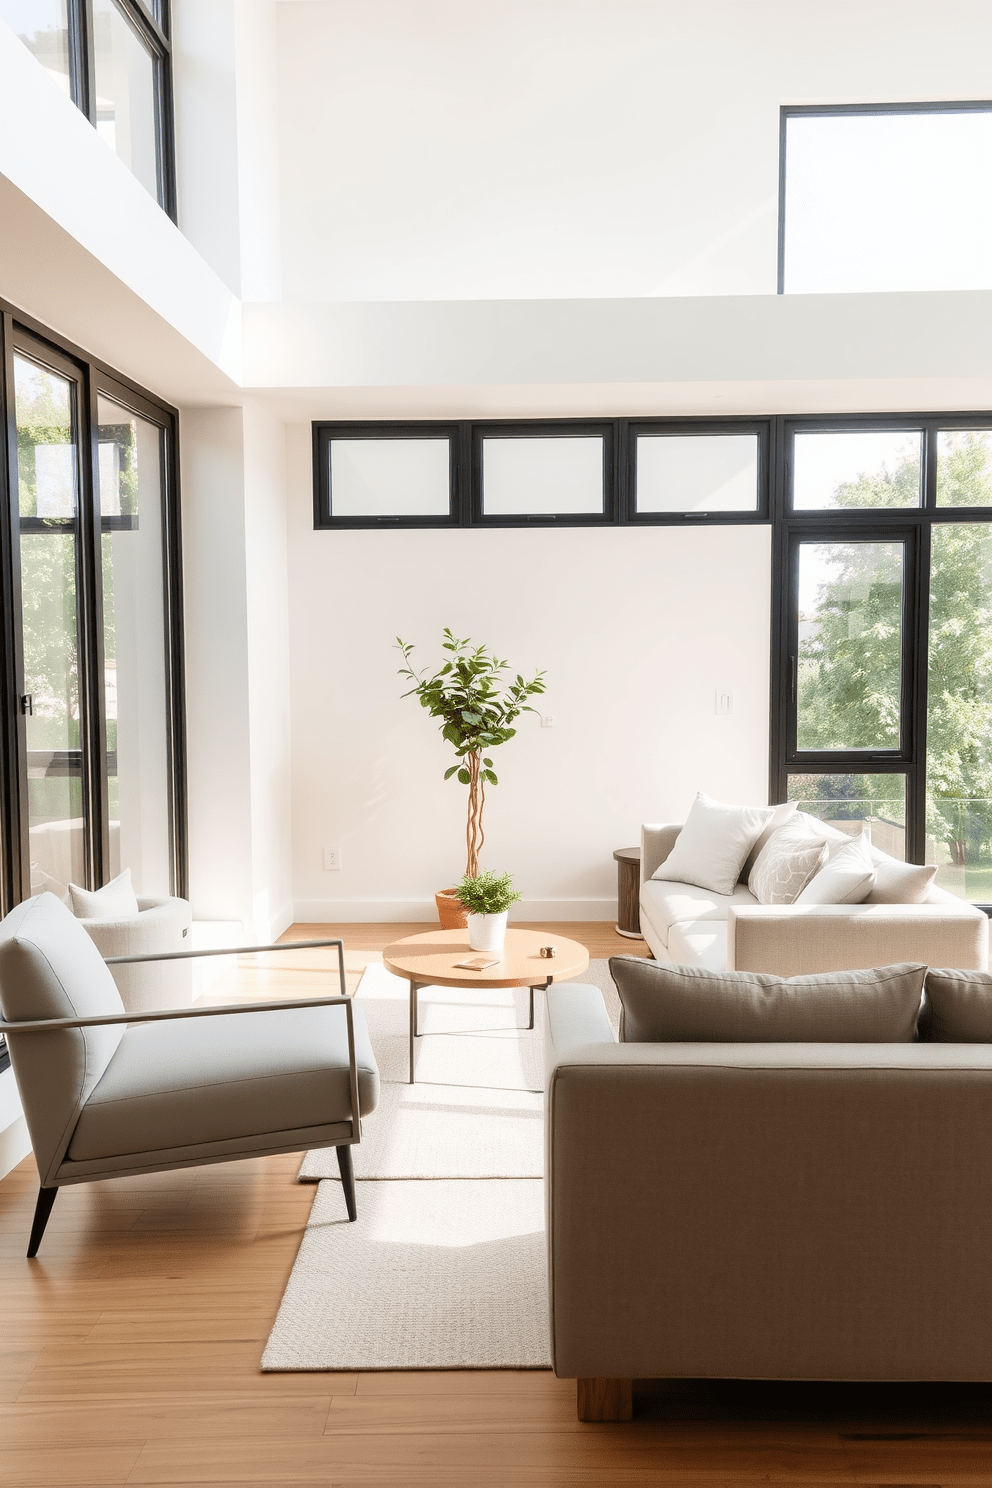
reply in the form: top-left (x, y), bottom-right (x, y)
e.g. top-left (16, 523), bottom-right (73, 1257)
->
top-left (748, 820), bottom-right (828, 905)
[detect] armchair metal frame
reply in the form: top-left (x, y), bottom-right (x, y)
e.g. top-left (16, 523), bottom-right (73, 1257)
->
top-left (0, 938), bottom-right (362, 1256)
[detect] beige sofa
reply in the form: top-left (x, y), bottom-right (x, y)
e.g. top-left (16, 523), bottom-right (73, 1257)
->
top-left (544, 980), bottom-right (992, 1419)
top-left (640, 822), bottom-right (989, 976)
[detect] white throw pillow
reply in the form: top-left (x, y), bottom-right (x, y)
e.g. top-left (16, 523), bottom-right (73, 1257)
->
top-left (68, 868), bottom-right (139, 921)
top-left (796, 811), bottom-right (867, 861)
top-left (653, 792), bottom-right (773, 896)
top-left (748, 820), bottom-right (829, 905)
top-left (866, 849), bottom-right (938, 904)
top-left (794, 834), bottom-right (877, 905)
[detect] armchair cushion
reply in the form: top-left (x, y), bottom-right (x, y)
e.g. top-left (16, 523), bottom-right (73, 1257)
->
top-left (67, 1002), bottom-right (379, 1162)
top-left (68, 867), bottom-right (139, 921)
top-left (0, 894), bottom-right (127, 1183)
top-left (608, 955), bottom-right (926, 1044)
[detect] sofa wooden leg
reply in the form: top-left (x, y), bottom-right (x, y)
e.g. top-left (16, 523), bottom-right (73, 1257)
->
top-left (577, 1377), bottom-right (633, 1422)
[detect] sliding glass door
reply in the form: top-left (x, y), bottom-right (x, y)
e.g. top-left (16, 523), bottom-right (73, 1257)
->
top-left (0, 312), bottom-right (185, 913)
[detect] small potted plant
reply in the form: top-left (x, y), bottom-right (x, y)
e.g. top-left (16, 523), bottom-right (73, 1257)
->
top-left (454, 870), bottom-right (522, 952)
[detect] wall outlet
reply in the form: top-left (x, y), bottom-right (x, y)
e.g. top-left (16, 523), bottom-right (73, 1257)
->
top-left (323, 847), bottom-right (342, 871)
top-left (715, 690), bottom-right (735, 716)
top-left (540, 714), bottom-right (555, 728)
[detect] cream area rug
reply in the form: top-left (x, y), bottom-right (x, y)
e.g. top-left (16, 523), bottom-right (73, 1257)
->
top-left (261, 958), bottom-right (621, 1371)
top-left (296, 959), bottom-right (621, 1182)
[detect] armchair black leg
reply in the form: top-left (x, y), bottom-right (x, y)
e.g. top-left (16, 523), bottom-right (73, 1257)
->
top-left (336, 1145), bottom-right (358, 1221)
top-left (27, 1185), bottom-right (59, 1258)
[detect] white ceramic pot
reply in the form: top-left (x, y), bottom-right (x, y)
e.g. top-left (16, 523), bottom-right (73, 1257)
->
top-left (466, 910), bottom-right (508, 952)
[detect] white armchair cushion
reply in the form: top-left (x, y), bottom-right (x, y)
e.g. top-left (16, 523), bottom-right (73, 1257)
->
top-left (652, 793), bottom-right (772, 896)
top-left (68, 868), bottom-right (139, 921)
top-left (795, 834), bottom-right (877, 905)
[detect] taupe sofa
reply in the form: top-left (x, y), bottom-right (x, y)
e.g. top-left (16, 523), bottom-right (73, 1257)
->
top-left (544, 980), bottom-right (992, 1420)
top-left (640, 821), bottom-right (988, 975)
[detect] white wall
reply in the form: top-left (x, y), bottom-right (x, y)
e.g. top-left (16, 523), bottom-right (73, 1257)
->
top-left (181, 405), bottom-right (294, 939)
top-left (243, 399), bottom-right (294, 939)
top-left (275, 0), bottom-right (992, 303)
top-left (286, 425), bottom-right (771, 920)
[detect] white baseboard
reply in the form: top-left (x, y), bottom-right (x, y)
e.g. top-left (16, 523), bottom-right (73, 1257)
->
top-left (292, 898), bottom-right (618, 924)
top-left (265, 901), bottom-right (295, 942)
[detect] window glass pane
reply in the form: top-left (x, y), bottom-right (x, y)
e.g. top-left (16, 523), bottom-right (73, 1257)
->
top-left (797, 540), bottom-right (904, 751)
top-left (635, 434), bottom-right (758, 514)
top-left (783, 110), bottom-right (992, 292)
top-left (329, 438), bottom-right (450, 518)
top-left (13, 354), bottom-right (85, 896)
top-left (936, 430), bottom-right (992, 508)
top-left (0, 0), bottom-right (70, 95)
top-left (792, 431), bottom-right (921, 510)
top-left (93, 0), bottom-right (158, 200)
top-left (97, 395), bottom-right (172, 894)
top-left (482, 436), bottom-right (603, 516)
top-left (926, 523), bottom-right (992, 903)
top-left (787, 774), bottom-right (906, 861)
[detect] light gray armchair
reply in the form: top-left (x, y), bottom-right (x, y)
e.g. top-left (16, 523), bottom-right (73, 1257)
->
top-left (0, 893), bottom-right (379, 1257)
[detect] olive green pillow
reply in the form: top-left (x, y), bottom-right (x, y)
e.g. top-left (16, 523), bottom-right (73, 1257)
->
top-left (609, 956), bottom-right (926, 1044)
top-left (919, 969), bottom-right (992, 1042)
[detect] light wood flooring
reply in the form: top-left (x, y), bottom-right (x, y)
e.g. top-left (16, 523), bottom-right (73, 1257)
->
top-left (2, 922), bottom-right (991, 1485)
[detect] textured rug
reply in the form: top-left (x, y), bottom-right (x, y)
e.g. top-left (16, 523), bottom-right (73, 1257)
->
top-left (261, 1178), bottom-right (550, 1370)
top-left (297, 958), bottom-right (620, 1181)
top-left (262, 957), bottom-right (620, 1370)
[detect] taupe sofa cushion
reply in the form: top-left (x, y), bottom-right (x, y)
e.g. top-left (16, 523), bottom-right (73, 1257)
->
top-left (609, 956), bottom-right (926, 1044)
top-left (68, 1002), bottom-right (379, 1161)
top-left (920, 969), bottom-right (992, 1042)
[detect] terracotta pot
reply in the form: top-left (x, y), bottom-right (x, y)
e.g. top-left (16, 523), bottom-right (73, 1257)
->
top-left (435, 887), bottom-right (468, 929)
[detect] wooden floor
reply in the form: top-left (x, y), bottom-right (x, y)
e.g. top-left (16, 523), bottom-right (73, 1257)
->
top-left (2, 922), bottom-right (991, 1485)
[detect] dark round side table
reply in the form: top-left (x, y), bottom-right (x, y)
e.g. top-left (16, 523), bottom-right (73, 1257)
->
top-left (613, 846), bottom-right (644, 940)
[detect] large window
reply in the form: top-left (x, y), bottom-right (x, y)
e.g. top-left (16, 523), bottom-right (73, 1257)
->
top-left (772, 417), bottom-right (992, 907)
top-left (779, 103), bottom-right (992, 294)
top-left (0, 0), bottom-right (174, 214)
top-left (0, 302), bottom-right (185, 913)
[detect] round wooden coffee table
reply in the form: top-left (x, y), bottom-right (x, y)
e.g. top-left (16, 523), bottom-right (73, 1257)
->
top-left (382, 927), bottom-right (590, 1082)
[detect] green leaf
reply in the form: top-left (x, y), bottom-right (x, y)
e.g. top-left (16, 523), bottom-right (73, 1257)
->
top-left (483, 757), bottom-right (493, 767)
top-left (443, 765), bottom-right (459, 780)
top-left (484, 770), bottom-right (498, 785)
top-left (457, 768), bottom-right (471, 785)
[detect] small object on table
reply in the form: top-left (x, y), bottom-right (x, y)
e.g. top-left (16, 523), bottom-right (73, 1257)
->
top-left (613, 846), bottom-right (644, 940)
top-left (540, 945), bottom-right (556, 958)
top-left (382, 928), bottom-right (590, 1083)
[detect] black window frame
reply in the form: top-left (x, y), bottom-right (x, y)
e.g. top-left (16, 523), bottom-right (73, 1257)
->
top-left (778, 101), bottom-right (992, 296)
top-left (9, 0), bottom-right (176, 218)
top-left (312, 421), bottom-right (463, 530)
top-left (471, 419), bottom-right (618, 527)
top-left (771, 412), bottom-right (992, 906)
top-left (625, 417), bottom-right (770, 525)
top-left (312, 417), bottom-right (774, 530)
top-left (0, 297), bottom-right (186, 915)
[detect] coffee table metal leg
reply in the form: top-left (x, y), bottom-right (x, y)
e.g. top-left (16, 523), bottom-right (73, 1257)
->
top-left (528, 985), bottom-right (535, 1030)
top-left (409, 981), bottom-right (419, 1083)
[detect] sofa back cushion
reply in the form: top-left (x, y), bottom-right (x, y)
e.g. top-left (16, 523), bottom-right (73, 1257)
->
top-left (651, 792), bottom-right (772, 897)
top-left (866, 850), bottom-right (938, 905)
top-left (747, 820), bottom-right (828, 905)
top-left (609, 956), bottom-right (926, 1044)
top-left (920, 969), bottom-right (992, 1042)
top-left (794, 834), bottom-right (876, 906)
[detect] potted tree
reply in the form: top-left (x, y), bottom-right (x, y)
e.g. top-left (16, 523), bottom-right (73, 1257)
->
top-left (453, 870), bottom-right (522, 951)
top-left (396, 629), bottom-right (546, 926)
